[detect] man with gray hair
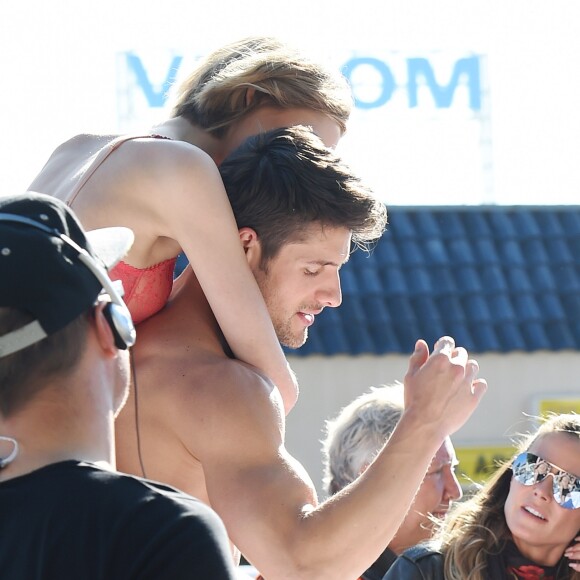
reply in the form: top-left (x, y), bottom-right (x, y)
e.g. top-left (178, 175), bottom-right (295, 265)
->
top-left (322, 383), bottom-right (462, 580)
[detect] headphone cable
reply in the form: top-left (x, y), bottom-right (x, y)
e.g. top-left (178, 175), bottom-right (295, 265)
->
top-left (130, 348), bottom-right (148, 479)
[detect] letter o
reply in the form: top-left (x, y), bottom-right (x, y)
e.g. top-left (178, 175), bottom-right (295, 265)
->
top-left (342, 57), bottom-right (396, 109)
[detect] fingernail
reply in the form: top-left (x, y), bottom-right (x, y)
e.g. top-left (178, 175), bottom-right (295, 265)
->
top-left (438, 342), bottom-right (453, 355)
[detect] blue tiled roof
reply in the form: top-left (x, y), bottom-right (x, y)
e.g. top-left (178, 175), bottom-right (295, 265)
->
top-left (292, 206), bottom-right (580, 356)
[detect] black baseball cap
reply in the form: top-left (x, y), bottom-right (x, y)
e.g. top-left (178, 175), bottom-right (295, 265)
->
top-left (0, 192), bottom-right (134, 358)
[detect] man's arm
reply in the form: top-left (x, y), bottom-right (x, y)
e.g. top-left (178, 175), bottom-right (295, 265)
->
top-left (181, 336), bottom-right (485, 580)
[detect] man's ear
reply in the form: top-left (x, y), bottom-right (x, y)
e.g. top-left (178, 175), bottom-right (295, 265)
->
top-left (238, 227), bottom-right (262, 269)
top-left (245, 87), bottom-right (256, 107)
top-left (92, 302), bottom-right (118, 357)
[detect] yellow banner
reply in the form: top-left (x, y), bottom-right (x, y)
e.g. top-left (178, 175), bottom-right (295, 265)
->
top-left (455, 402), bottom-right (580, 487)
top-left (455, 445), bottom-right (515, 486)
top-left (537, 398), bottom-right (580, 416)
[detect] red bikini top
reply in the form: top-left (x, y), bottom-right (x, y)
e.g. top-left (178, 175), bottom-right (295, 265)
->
top-left (109, 258), bottom-right (176, 324)
top-left (66, 134), bottom-right (176, 324)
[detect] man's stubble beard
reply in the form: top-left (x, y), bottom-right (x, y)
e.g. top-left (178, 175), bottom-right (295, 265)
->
top-left (276, 323), bottom-right (308, 350)
top-left (255, 267), bottom-right (308, 350)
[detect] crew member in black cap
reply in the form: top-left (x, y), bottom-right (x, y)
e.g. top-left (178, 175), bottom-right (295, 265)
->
top-left (0, 192), bottom-right (235, 580)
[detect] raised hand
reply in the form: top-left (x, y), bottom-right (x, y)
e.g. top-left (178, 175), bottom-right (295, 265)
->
top-left (403, 336), bottom-right (487, 439)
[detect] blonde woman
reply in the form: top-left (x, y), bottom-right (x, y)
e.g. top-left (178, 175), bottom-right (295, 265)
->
top-left (385, 414), bottom-right (580, 580)
top-left (28, 36), bottom-right (352, 412)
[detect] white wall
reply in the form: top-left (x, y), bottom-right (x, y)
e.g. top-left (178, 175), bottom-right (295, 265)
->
top-left (285, 351), bottom-right (580, 498)
top-left (2, 0), bottom-right (580, 206)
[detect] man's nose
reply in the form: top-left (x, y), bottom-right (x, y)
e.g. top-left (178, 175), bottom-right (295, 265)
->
top-left (444, 467), bottom-right (463, 502)
top-left (318, 273), bottom-right (342, 307)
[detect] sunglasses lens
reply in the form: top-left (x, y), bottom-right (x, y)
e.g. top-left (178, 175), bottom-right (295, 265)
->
top-left (512, 453), bottom-right (580, 510)
top-left (553, 476), bottom-right (580, 509)
top-left (512, 453), bottom-right (540, 485)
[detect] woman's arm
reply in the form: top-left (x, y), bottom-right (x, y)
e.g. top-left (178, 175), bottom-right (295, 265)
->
top-left (145, 140), bottom-right (298, 412)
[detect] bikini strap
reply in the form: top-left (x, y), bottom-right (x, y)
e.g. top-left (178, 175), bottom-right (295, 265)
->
top-left (67, 134), bottom-right (155, 208)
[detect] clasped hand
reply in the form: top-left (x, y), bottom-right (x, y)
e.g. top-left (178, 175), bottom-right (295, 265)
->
top-left (403, 336), bottom-right (487, 438)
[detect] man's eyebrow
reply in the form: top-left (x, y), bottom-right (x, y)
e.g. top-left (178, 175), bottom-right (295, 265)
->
top-left (305, 254), bottom-right (350, 268)
top-left (430, 457), bottom-right (459, 470)
top-left (306, 259), bottom-right (348, 268)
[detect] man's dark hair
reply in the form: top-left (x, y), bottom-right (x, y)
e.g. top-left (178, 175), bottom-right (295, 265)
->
top-left (219, 125), bottom-right (388, 266)
top-left (0, 308), bottom-right (89, 416)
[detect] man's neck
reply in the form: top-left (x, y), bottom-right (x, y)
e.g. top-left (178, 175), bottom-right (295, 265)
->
top-left (167, 267), bottom-right (230, 355)
top-left (0, 400), bottom-right (114, 482)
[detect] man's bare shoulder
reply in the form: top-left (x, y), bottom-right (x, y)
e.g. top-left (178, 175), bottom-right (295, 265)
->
top-left (179, 352), bottom-right (280, 409)
top-left (181, 355), bottom-right (287, 463)
top-left (135, 341), bottom-right (285, 459)
top-left (135, 326), bottom-right (281, 411)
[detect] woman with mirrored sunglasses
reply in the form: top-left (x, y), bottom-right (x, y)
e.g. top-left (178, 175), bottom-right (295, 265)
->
top-left (384, 413), bottom-right (580, 580)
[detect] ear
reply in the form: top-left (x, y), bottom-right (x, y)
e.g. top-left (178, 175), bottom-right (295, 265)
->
top-left (245, 87), bottom-right (256, 107)
top-left (92, 302), bottom-right (118, 357)
top-left (238, 227), bottom-right (262, 270)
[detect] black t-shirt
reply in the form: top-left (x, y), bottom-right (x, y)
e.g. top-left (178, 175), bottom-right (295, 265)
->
top-left (0, 461), bottom-right (236, 579)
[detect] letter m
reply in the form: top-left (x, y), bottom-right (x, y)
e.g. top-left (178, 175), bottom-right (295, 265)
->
top-left (407, 56), bottom-right (481, 110)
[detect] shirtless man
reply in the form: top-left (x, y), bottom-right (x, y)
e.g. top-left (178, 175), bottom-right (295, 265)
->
top-left (116, 126), bottom-right (487, 580)
top-left (26, 36), bottom-right (356, 414)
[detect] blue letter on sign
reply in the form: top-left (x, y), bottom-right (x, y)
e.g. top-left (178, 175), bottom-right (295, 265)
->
top-left (407, 56), bottom-right (481, 110)
top-left (126, 53), bottom-right (183, 107)
top-left (342, 57), bottom-right (396, 110)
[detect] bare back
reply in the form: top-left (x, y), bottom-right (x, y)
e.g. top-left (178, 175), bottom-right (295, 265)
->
top-left (29, 134), bottom-right (115, 203)
top-left (115, 269), bottom-right (227, 502)
top-left (115, 268), bottom-right (297, 504)
top-left (28, 134), bottom-right (182, 268)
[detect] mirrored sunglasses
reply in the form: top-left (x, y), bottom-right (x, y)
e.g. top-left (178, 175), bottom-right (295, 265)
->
top-left (511, 452), bottom-right (580, 510)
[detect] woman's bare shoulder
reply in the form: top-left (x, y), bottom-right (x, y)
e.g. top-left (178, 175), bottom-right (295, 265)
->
top-left (122, 135), bottom-right (216, 170)
top-left (54, 133), bottom-right (120, 157)
top-left (47, 134), bottom-right (216, 196)
top-left (51, 133), bottom-right (207, 164)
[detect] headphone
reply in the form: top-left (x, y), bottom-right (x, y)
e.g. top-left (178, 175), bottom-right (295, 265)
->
top-left (0, 213), bottom-right (136, 350)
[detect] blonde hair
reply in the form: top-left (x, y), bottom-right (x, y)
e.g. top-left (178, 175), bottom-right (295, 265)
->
top-left (434, 413), bottom-right (580, 579)
top-left (171, 36), bottom-right (352, 136)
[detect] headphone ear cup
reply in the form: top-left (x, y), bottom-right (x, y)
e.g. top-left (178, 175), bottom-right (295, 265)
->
top-left (103, 302), bottom-right (135, 350)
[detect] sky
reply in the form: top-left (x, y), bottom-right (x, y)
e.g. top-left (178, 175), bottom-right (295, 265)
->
top-left (1, 0), bottom-right (579, 206)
